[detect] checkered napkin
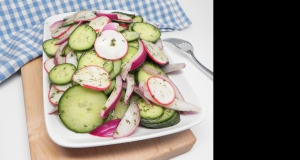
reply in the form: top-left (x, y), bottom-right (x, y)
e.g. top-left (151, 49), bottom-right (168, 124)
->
top-left (0, 0), bottom-right (191, 83)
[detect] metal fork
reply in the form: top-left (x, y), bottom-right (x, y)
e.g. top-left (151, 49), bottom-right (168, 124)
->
top-left (163, 38), bottom-right (213, 78)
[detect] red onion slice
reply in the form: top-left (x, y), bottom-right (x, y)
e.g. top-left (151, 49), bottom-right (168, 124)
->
top-left (102, 22), bottom-right (119, 31)
top-left (161, 63), bottom-right (186, 73)
top-left (89, 119), bottom-right (121, 137)
top-left (124, 74), bottom-right (135, 105)
top-left (49, 20), bottom-right (64, 32)
top-left (99, 75), bottom-right (123, 118)
top-left (113, 101), bottom-right (140, 138)
top-left (120, 39), bottom-right (147, 80)
top-left (95, 12), bottom-right (118, 20)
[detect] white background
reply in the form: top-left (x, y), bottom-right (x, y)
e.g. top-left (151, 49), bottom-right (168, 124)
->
top-left (0, 0), bottom-right (213, 159)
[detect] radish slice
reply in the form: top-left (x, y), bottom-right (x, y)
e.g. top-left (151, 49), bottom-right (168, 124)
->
top-left (141, 66), bottom-right (185, 101)
top-left (161, 63), bottom-right (186, 73)
top-left (143, 84), bottom-right (201, 112)
top-left (51, 26), bottom-right (71, 38)
top-left (49, 20), bottom-right (64, 32)
top-left (65, 50), bottom-right (78, 67)
top-left (74, 10), bottom-right (96, 22)
top-left (142, 40), bottom-right (168, 65)
top-left (120, 39), bottom-right (147, 80)
top-left (100, 75), bottom-right (123, 118)
top-left (43, 58), bottom-right (55, 73)
top-left (89, 119), bottom-right (121, 137)
top-left (54, 41), bottom-right (68, 65)
top-left (124, 74), bottom-right (135, 104)
top-left (102, 22), bottom-right (119, 31)
top-left (146, 77), bottom-right (175, 105)
top-left (89, 16), bottom-right (110, 32)
top-left (48, 85), bottom-right (64, 106)
top-left (113, 101), bottom-right (140, 138)
top-left (95, 12), bottom-right (118, 20)
top-left (53, 83), bottom-right (72, 92)
top-left (72, 65), bottom-right (111, 91)
top-left (94, 30), bottom-right (128, 60)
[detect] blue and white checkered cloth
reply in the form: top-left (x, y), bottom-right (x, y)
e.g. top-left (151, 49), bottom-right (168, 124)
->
top-left (0, 0), bottom-right (191, 83)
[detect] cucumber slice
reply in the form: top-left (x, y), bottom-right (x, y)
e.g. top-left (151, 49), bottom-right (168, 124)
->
top-left (49, 63), bottom-right (76, 85)
top-left (103, 79), bottom-right (116, 95)
top-left (112, 90), bottom-right (129, 119)
top-left (68, 24), bottom-right (96, 51)
top-left (137, 99), bottom-right (164, 119)
top-left (140, 110), bottom-right (180, 128)
top-left (121, 30), bottom-right (140, 42)
top-left (42, 39), bottom-right (60, 58)
top-left (58, 85), bottom-right (107, 133)
top-left (116, 25), bottom-right (126, 32)
top-left (132, 15), bottom-right (143, 22)
top-left (121, 46), bottom-right (138, 65)
top-left (112, 11), bottom-right (136, 18)
top-left (128, 22), bottom-right (135, 31)
top-left (109, 59), bottom-right (122, 79)
top-left (63, 45), bottom-right (72, 56)
top-left (77, 50), bottom-right (113, 73)
top-left (128, 40), bottom-right (139, 48)
top-left (132, 22), bottom-right (161, 43)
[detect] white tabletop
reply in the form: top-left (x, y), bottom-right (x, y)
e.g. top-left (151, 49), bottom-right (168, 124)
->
top-left (0, 0), bottom-right (213, 159)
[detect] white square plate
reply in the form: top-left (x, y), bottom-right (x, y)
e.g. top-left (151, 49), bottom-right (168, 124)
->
top-left (42, 10), bottom-right (206, 148)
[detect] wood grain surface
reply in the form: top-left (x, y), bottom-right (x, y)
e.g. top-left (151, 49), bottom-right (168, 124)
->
top-left (21, 57), bottom-right (196, 160)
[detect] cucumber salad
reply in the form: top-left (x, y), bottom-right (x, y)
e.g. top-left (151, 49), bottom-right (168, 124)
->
top-left (43, 9), bottom-right (201, 139)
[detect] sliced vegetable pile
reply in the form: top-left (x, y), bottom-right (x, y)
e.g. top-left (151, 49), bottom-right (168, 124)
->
top-left (43, 10), bottom-right (201, 139)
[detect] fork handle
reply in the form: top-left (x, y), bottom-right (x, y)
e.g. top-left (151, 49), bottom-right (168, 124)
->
top-left (188, 50), bottom-right (214, 78)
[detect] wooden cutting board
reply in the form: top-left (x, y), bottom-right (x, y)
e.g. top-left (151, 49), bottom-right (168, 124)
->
top-left (21, 57), bottom-right (196, 160)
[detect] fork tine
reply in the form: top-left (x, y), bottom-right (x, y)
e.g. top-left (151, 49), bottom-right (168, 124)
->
top-left (162, 38), bottom-right (185, 46)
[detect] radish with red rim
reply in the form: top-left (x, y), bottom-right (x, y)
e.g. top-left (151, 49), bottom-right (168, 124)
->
top-left (142, 40), bottom-right (168, 65)
top-left (89, 16), bottom-right (110, 32)
top-left (113, 100), bottom-right (140, 138)
top-left (99, 75), bottom-right (123, 118)
top-left (141, 65), bottom-right (185, 101)
top-left (142, 83), bottom-right (201, 112)
top-left (94, 30), bottom-right (128, 60)
top-left (48, 85), bottom-right (64, 106)
top-left (72, 65), bottom-right (111, 91)
top-left (146, 77), bottom-right (175, 105)
top-left (43, 58), bottom-right (56, 73)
